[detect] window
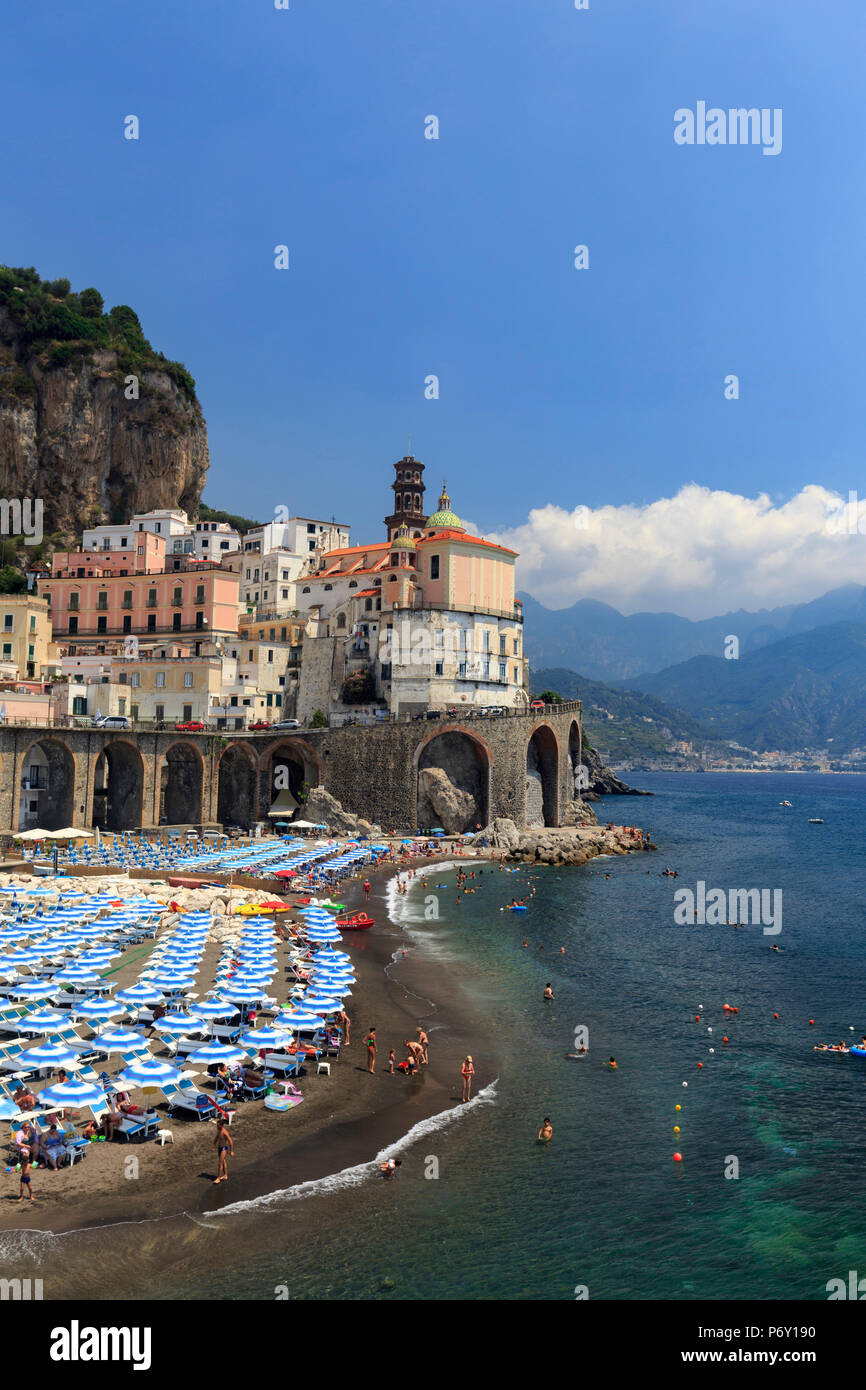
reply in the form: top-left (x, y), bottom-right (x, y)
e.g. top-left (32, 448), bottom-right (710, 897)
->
top-left (29, 615), bottom-right (36, 631)
top-left (182, 704), bottom-right (192, 722)
top-left (184, 672), bottom-right (194, 687)
top-left (130, 704), bottom-right (139, 721)
top-left (156, 672), bottom-right (166, 687)
top-left (68, 616), bottom-right (78, 634)
top-left (137, 545), bottom-right (143, 557)
top-left (122, 616), bottom-right (131, 633)
top-left (122, 590), bottom-right (133, 609)
top-left (1, 643), bottom-right (10, 658)
top-left (307, 523), bottom-right (315, 533)
top-left (230, 696), bottom-right (238, 707)
top-left (499, 662), bottom-right (506, 681)
top-left (483, 630), bottom-right (490, 653)
top-left (147, 589), bottom-right (157, 608)
top-left (281, 588), bottom-right (288, 600)
top-left (147, 614), bottom-right (156, 632)
top-left (97, 615), bottom-right (107, 634)
top-left (302, 586), bottom-right (310, 594)
top-left (118, 698), bottom-right (126, 715)
top-left (430, 555), bottom-right (440, 579)
top-left (513, 666), bottom-right (519, 682)
top-left (131, 672), bottom-right (141, 687)
top-left (195, 585), bottom-right (205, 604)
top-left (499, 634), bottom-right (506, 655)
top-left (435, 660), bottom-right (444, 676)
top-left (364, 598), bottom-right (372, 611)
top-left (173, 587), bottom-right (183, 607)
top-left (267, 649), bottom-right (274, 663)
top-left (348, 580), bottom-right (357, 589)
top-left (513, 638), bottom-right (519, 655)
top-left (266, 693), bottom-right (273, 707)
top-left (155, 704), bottom-right (164, 722)
top-left (254, 569), bottom-right (260, 582)
top-left (173, 613), bottom-right (182, 631)
top-left (458, 661), bottom-right (467, 678)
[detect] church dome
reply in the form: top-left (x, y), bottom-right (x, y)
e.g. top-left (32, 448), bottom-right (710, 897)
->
top-left (425, 482), bottom-right (463, 531)
top-left (393, 522), bottom-right (416, 550)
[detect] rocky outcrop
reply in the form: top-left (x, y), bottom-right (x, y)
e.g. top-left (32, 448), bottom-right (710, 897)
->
top-left (582, 743), bottom-right (652, 796)
top-left (417, 766), bottom-right (478, 834)
top-left (472, 816), bottom-right (650, 864)
top-left (300, 787), bottom-right (377, 838)
top-left (472, 817), bottom-right (522, 852)
top-left (0, 279), bottom-right (209, 545)
top-left (561, 798), bottom-right (599, 827)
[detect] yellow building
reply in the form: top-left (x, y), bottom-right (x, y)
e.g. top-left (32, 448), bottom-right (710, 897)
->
top-left (0, 594), bottom-right (60, 680)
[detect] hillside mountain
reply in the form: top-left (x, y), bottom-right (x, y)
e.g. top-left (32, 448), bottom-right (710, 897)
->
top-left (530, 665), bottom-right (736, 765)
top-left (519, 585), bottom-right (866, 682)
top-left (0, 265), bottom-right (208, 548)
top-left (627, 622), bottom-right (866, 752)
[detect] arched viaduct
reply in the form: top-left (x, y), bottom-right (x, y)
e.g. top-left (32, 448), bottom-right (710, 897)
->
top-left (0, 702), bottom-right (583, 835)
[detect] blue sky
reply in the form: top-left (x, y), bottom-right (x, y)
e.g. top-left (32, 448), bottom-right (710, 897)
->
top-left (3, 0), bottom-right (865, 613)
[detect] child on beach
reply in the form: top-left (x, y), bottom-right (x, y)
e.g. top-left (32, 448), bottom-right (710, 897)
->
top-left (388, 1049), bottom-right (395, 1074)
top-left (18, 1149), bottom-right (33, 1202)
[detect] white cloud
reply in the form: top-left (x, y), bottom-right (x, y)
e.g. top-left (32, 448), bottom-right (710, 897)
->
top-left (485, 484), bottom-right (866, 619)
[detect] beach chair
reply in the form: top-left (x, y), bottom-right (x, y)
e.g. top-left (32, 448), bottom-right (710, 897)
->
top-left (166, 1083), bottom-right (216, 1121)
top-left (241, 1079), bottom-right (267, 1101)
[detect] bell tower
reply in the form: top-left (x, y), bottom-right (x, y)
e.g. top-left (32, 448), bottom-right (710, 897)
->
top-left (385, 454), bottom-right (427, 541)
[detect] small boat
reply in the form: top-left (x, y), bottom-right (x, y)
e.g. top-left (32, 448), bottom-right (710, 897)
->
top-left (779, 800), bottom-right (793, 807)
top-left (808, 818), bottom-right (824, 824)
top-left (336, 913), bottom-right (375, 931)
top-left (317, 900), bottom-right (345, 912)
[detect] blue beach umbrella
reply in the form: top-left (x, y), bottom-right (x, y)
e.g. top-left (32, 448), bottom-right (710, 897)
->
top-left (276, 1009), bottom-right (324, 1030)
top-left (186, 1042), bottom-right (248, 1067)
top-left (17, 1009), bottom-right (68, 1034)
top-left (154, 1014), bottom-right (206, 1035)
top-left (301, 997), bottom-right (343, 1013)
top-left (8, 981), bottom-right (57, 1000)
top-left (71, 997), bottom-right (124, 1021)
top-left (196, 999), bottom-right (237, 1019)
top-left (239, 1027), bottom-right (292, 1050)
top-left (117, 1057), bottom-right (183, 1090)
top-left (116, 984), bottom-right (167, 1005)
top-left (222, 983), bottom-right (269, 1002)
top-left (17, 1044), bottom-right (82, 1069)
top-left (92, 1028), bottom-right (149, 1052)
top-left (36, 1080), bottom-right (109, 1112)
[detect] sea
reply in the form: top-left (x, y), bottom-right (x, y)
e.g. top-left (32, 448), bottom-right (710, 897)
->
top-left (6, 771), bottom-right (866, 1301)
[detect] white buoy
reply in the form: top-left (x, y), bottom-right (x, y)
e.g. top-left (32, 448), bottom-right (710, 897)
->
top-left (709, 1047), bottom-right (715, 1054)
top-left (682, 1081), bottom-right (688, 1088)
top-left (707, 1027), bottom-right (713, 1033)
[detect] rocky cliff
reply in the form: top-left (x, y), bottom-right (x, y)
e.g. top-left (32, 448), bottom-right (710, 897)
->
top-left (0, 266), bottom-right (208, 543)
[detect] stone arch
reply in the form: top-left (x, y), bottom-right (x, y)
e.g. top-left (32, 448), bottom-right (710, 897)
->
top-left (415, 728), bottom-right (491, 833)
top-left (218, 743), bottom-right (257, 830)
top-left (568, 719), bottom-right (583, 798)
top-left (264, 738), bottom-right (323, 819)
top-left (526, 724), bottom-right (559, 827)
top-left (18, 738), bottom-right (76, 831)
top-left (160, 741), bottom-right (204, 825)
top-left (92, 740), bottom-right (144, 831)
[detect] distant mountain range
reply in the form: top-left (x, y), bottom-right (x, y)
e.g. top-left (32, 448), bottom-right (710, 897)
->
top-left (530, 666), bottom-right (738, 764)
top-left (520, 583), bottom-right (866, 682)
top-left (623, 621), bottom-right (866, 752)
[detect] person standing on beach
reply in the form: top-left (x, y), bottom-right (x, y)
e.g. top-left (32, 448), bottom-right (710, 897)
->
top-left (417, 1027), bottom-right (429, 1064)
top-left (363, 880), bottom-right (371, 900)
top-left (18, 1148), bottom-right (33, 1202)
top-left (364, 1027), bottom-right (377, 1073)
top-left (213, 1116), bottom-right (233, 1184)
top-left (388, 1048), bottom-right (396, 1074)
top-left (461, 1055), bottom-right (475, 1103)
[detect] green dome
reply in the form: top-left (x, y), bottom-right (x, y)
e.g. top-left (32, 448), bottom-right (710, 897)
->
top-left (426, 481), bottom-right (463, 531)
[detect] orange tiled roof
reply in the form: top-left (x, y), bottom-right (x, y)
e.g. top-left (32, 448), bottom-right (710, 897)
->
top-left (416, 530), bottom-right (518, 555)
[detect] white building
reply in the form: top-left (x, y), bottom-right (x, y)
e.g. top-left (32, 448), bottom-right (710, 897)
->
top-left (242, 517), bottom-right (350, 560)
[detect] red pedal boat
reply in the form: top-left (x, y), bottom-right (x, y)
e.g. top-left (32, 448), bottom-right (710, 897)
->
top-left (335, 912), bottom-right (375, 931)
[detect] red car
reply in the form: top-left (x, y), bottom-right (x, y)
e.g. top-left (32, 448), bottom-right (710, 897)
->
top-left (530, 699), bottom-right (546, 710)
top-left (175, 720), bottom-right (208, 732)
top-left (248, 719), bottom-right (272, 731)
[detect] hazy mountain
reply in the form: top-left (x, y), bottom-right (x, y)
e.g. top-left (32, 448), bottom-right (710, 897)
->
top-left (519, 584), bottom-right (866, 682)
top-left (626, 622), bottom-right (866, 752)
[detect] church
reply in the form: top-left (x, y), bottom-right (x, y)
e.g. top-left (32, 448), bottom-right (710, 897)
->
top-left (295, 455), bottom-right (529, 720)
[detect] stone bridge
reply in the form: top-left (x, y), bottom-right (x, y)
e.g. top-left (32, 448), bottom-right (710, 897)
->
top-left (0, 703), bottom-right (583, 835)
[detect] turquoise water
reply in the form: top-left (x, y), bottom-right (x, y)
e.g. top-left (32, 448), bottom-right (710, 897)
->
top-left (14, 773), bottom-right (863, 1300)
top-left (147, 772), bottom-right (866, 1301)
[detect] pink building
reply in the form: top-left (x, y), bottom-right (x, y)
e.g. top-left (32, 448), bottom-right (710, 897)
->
top-left (40, 567), bottom-right (240, 647)
top-left (51, 532), bottom-right (165, 578)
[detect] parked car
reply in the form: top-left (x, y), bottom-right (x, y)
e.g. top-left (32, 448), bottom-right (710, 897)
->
top-left (424, 710), bottom-right (443, 721)
top-left (175, 720), bottom-right (209, 732)
top-left (530, 699), bottom-right (546, 710)
top-left (271, 718), bottom-right (301, 731)
top-left (95, 714), bottom-right (130, 730)
top-left (248, 719), bottom-right (272, 731)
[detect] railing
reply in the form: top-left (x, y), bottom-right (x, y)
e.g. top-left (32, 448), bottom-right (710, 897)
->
top-left (52, 623), bottom-right (235, 637)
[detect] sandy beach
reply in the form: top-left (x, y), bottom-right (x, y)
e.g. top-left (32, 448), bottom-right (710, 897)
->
top-left (0, 848), bottom-right (496, 1239)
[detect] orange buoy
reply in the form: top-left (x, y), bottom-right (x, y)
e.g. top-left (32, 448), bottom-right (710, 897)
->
top-left (723, 1036), bottom-right (729, 1044)
top-left (675, 1103), bottom-right (681, 1111)
top-left (773, 1013), bottom-right (779, 1020)
top-left (674, 1125), bottom-right (680, 1134)
top-left (673, 1152), bottom-right (683, 1162)
top-left (809, 1019), bottom-right (814, 1026)
top-left (695, 1015), bottom-right (700, 1022)
top-left (697, 1061), bottom-right (703, 1069)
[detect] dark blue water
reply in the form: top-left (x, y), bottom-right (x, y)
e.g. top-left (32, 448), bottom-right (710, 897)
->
top-left (24, 774), bottom-right (866, 1300)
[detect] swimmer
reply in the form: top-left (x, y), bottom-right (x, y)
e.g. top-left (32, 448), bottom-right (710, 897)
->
top-left (380, 1157), bottom-right (403, 1179)
top-left (606, 1056), bottom-right (618, 1070)
top-left (543, 983), bottom-right (554, 1001)
top-left (538, 1118), bottom-right (553, 1143)
top-left (565, 1046), bottom-right (588, 1059)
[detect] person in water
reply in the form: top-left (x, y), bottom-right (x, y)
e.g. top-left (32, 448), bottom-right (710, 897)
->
top-left (538, 1118), bottom-right (553, 1143)
top-left (606, 1057), bottom-right (618, 1070)
top-left (543, 984), bottom-right (554, 1001)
